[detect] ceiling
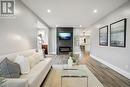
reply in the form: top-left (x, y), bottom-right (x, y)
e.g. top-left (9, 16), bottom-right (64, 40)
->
top-left (21, 0), bottom-right (128, 28)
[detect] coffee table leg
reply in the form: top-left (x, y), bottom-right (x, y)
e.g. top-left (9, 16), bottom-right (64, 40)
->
top-left (61, 77), bottom-right (62, 87)
top-left (87, 77), bottom-right (88, 87)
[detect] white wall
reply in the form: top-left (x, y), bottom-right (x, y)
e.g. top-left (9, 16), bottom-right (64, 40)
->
top-left (87, 1), bottom-right (130, 78)
top-left (73, 28), bottom-right (83, 53)
top-left (0, 0), bottom-right (47, 55)
top-left (49, 28), bottom-right (57, 54)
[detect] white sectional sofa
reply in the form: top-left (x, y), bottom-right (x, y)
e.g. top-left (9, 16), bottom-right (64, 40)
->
top-left (0, 49), bottom-right (53, 87)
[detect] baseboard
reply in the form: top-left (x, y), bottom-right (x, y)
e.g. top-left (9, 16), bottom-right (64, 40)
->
top-left (90, 54), bottom-right (130, 79)
top-left (49, 52), bottom-right (56, 54)
top-left (73, 52), bottom-right (81, 54)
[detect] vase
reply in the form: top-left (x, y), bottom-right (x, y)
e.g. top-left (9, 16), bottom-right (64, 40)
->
top-left (67, 57), bottom-right (73, 67)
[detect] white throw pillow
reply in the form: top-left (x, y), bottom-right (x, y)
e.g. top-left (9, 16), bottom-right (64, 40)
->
top-left (28, 53), bottom-right (41, 68)
top-left (15, 55), bottom-right (30, 74)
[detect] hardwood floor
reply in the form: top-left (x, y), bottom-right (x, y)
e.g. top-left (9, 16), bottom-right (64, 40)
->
top-left (84, 53), bottom-right (130, 87)
top-left (43, 53), bottom-right (130, 87)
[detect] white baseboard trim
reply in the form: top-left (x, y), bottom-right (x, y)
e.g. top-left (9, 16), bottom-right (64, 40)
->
top-left (90, 54), bottom-right (130, 79)
top-left (49, 52), bottom-right (56, 54)
top-left (73, 52), bottom-right (81, 54)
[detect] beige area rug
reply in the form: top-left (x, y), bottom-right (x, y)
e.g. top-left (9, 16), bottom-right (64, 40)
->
top-left (42, 65), bottom-right (104, 87)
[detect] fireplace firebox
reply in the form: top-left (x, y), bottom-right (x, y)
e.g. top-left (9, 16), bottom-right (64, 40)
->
top-left (59, 47), bottom-right (71, 52)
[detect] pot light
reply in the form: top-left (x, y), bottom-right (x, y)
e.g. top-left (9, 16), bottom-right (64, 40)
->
top-left (80, 25), bottom-right (82, 27)
top-left (93, 9), bottom-right (98, 13)
top-left (47, 9), bottom-right (51, 13)
top-left (56, 25), bottom-right (58, 27)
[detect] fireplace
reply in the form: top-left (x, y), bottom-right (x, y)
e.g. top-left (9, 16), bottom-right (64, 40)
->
top-left (59, 47), bottom-right (71, 52)
top-left (57, 27), bottom-right (73, 54)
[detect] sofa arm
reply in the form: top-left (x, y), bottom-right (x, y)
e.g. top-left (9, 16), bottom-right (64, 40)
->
top-left (4, 78), bottom-right (28, 87)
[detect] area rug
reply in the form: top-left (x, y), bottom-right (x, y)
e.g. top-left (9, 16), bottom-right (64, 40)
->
top-left (42, 64), bottom-right (104, 87)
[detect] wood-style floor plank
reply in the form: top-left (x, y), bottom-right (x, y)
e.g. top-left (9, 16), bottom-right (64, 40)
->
top-left (42, 53), bottom-right (130, 87)
top-left (91, 59), bottom-right (130, 87)
top-left (82, 52), bottom-right (130, 87)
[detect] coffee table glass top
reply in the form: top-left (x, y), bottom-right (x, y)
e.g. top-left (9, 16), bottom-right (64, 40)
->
top-left (61, 65), bottom-right (88, 77)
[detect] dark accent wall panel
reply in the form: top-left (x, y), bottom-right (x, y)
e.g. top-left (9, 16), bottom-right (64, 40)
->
top-left (57, 27), bottom-right (73, 54)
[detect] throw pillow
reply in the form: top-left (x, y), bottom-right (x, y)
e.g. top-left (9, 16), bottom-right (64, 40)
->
top-left (28, 53), bottom-right (41, 68)
top-left (0, 58), bottom-right (21, 78)
top-left (15, 55), bottom-right (30, 74)
top-left (28, 55), bottom-right (36, 68)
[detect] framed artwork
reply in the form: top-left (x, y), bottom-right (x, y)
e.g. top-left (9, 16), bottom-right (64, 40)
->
top-left (99, 25), bottom-right (108, 46)
top-left (110, 18), bottom-right (127, 47)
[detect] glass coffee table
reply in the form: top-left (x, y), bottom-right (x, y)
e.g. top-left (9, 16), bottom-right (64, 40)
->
top-left (61, 65), bottom-right (88, 87)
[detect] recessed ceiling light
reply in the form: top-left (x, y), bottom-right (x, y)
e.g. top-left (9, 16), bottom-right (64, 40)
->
top-left (56, 25), bottom-right (58, 27)
top-left (47, 9), bottom-right (51, 13)
top-left (93, 9), bottom-right (98, 13)
top-left (80, 25), bottom-right (82, 27)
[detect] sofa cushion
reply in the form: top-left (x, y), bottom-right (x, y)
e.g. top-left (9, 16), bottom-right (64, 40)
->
top-left (28, 53), bottom-right (41, 68)
top-left (5, 78), bottom-right (28, 87)
top-left (0, 58), bottom-right (21, 78)
top-left (15, 55), bottom-right (30, 74)
top-left (20, 58), bottom-right (52, 87)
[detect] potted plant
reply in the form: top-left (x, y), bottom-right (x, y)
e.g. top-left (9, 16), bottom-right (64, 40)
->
top-left (68, 52), bottom-right (78, 65)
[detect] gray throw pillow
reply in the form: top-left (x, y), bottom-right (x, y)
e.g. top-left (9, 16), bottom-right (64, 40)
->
top-left (0, 58), bottom-right (21, 78)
